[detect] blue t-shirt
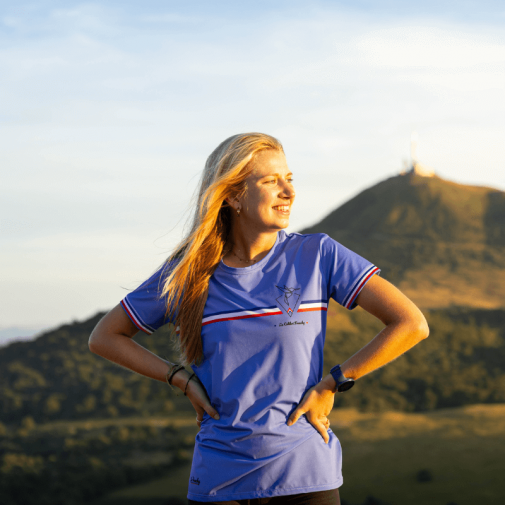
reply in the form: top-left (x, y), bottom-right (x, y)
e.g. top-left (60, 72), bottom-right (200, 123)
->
top-left (121, 231), bottom-right (379, 502)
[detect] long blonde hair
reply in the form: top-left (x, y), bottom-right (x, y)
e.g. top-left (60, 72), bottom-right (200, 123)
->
top-left (162, 133), bottom-right (284, 365)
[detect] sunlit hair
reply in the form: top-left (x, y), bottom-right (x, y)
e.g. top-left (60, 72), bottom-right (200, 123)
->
top-left (162, 133), bottom-right (284, 365)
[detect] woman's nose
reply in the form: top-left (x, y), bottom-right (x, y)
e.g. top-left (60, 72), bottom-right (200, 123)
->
top-left (280, 180), bottom-right (295, 199)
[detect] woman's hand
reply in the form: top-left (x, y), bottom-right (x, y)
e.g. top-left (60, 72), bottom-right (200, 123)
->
top-left (173, 370), bottom-right (220, 429)
top-left (286, 376), bottom-right (335, 443)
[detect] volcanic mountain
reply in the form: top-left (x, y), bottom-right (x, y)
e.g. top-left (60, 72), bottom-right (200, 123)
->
top-left (300, 171), bottom-right (505, 309)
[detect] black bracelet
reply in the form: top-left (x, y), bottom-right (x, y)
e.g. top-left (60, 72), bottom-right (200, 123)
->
top-left (184, 372), bottom-right (196, 396)
top-left (166, 364), bottom-right (185, 391)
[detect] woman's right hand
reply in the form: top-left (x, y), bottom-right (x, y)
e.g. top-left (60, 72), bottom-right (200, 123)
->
top-left (174, 370), bottom-right (220, 428)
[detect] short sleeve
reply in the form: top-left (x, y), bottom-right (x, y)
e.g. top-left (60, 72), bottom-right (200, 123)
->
top-left (320, 234), bottom-right (380, 310)
top-left (120, 266), bottom-right (172, 334)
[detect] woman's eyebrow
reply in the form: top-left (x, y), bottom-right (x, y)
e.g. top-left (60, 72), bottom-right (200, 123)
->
top-left (259, 172), bottom-right (293, 179)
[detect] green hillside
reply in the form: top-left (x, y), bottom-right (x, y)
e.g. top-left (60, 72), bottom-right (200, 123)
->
top-left (89, 405), bottom-right (505, 505)
top-left (0, 414), bottom-right (196, 505)
top-left (2, 406), bottom-right (504, 505)
top-left (325, 303), bottom-right (505, 412)
top-left (301, 172), bottom-right (505, 309)
top-left (1, 304), bottom-right (504, 427)
top-left (0, 313), bottom-right (187, 425)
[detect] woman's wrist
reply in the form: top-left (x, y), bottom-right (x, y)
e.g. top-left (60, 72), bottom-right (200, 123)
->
top-left (171, 368), bottom-right (190, 391)
top-left (319, 374), bottom-right (338, 394)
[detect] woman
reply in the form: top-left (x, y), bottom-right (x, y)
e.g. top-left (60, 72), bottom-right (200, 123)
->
top-left (89, 133), bottom-right (429, 505)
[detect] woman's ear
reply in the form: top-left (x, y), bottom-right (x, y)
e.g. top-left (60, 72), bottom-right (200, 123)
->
top-left (225, 196), bottom-right (240, 211)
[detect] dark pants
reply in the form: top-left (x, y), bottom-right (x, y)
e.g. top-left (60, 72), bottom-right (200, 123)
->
top-left (188, 488), bottom-right (340, 505)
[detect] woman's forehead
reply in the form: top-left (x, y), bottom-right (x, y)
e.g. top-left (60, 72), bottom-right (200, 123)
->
top-left (249, 150), bottom-right (290, 177)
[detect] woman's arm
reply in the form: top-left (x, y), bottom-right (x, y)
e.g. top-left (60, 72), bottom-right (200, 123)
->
top-left (89, 304), bottom-right (175, 383)
top-left (287, 275), bottom-right (429, 441)
top-left (88, 305), bottom-right (220, 423)
top-left (336, 274), bottom-right (429, 381)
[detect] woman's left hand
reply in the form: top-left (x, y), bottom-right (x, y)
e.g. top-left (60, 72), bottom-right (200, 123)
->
top-left (286, 376), bottom-right (335, 443)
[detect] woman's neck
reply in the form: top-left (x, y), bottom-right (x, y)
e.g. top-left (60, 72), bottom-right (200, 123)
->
top-left (223, 229), bottom-right (278, 268)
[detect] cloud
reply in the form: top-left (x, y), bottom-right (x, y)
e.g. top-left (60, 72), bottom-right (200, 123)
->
top-left (1, 2), bottom-right (505, 325)
top-left (356, 25), bottom-right (505, 68)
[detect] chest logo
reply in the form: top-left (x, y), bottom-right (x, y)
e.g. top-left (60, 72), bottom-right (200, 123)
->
top-left (275, 285), bottom-right (301, 317)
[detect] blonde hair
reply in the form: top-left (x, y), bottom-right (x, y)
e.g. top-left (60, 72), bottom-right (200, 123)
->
top-left (162, 133), bottom-right (284, 365)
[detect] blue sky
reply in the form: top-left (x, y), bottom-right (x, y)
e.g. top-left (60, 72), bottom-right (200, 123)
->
top-left (1, 1), bottom-right (505, 329)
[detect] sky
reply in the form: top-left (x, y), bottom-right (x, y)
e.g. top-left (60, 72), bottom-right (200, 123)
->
top-left (1, 0), bottom-right (505, 331)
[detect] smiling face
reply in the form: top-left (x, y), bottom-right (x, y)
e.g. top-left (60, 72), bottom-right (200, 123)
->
top-left (235, 149), bottom-right (295, 233)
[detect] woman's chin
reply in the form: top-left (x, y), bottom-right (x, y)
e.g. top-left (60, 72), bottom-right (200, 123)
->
top-left (272, 219), bottom-right (290, 231)
top-left (243, 217), bottom-right (291, 233)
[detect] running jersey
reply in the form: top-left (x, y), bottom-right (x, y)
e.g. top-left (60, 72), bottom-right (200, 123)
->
top-left (120, 231), bottom-right (380, 502)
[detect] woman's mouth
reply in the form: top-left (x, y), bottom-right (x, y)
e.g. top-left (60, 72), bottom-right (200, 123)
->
top-left (273, 205), bottom-right (290, 214)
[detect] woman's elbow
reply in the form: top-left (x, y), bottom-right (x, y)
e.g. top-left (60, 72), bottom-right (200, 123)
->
top-left (88, 328), bottom-right (103, 354)
top-left (411, 312), bottom-right (429, 342)
top-left (88, 318), bottom-right (111, 355)
top-left (88, 305), bottom-right (133, 355)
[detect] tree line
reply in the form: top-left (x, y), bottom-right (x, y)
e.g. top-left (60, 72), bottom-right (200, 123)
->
top-left (1, 306), bottom-right (504, 427)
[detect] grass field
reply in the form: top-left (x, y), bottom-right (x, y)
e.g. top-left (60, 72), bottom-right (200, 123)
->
top-left (335, 404), bottom-right (505, 505)
top-left (91, 404), bottom-right (505, 505)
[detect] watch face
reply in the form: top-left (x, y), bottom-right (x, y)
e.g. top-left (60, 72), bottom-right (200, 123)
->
top-left (338, 380), bottom-right (354, 392)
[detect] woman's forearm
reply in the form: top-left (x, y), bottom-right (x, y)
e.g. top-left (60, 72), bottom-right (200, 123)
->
top-left (88, 305), bottom-right (191, 390)
top-left (89, 306), bottom-right (219, 422)
top-left (89, 333), bottom-right (191, 390)
top-left (342, 317), bottom-right (427, 380)
top-left (321, 275), bottom-right (429, 391)
top-left (321, 318), bottom-right (428, 391)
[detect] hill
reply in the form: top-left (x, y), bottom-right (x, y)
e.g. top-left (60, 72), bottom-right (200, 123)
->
top-left (0, 314), bottom-right (188, 425)
top-left (300, 172), bottom-right (505, 309)
top-left (2, 172), bottom-right (505, 422)
top-left (1, 305), bottom-right (505, 426)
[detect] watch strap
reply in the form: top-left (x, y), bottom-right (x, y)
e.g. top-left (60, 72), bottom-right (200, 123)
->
top-left (330, 364), bottom-right (355, 393)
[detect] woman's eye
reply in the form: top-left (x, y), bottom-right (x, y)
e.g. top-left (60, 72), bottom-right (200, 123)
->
top-left (265, 179), bottom-right (276, 184)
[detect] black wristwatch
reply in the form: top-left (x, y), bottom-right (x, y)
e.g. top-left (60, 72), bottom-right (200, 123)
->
top-left (329, 364), bottom-right (355, 393)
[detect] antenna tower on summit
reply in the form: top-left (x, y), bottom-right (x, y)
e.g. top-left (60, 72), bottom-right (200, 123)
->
top-left (401, 131), bottom-right (435, 177)
top-left (411, 131), bottom-right (419, 167)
